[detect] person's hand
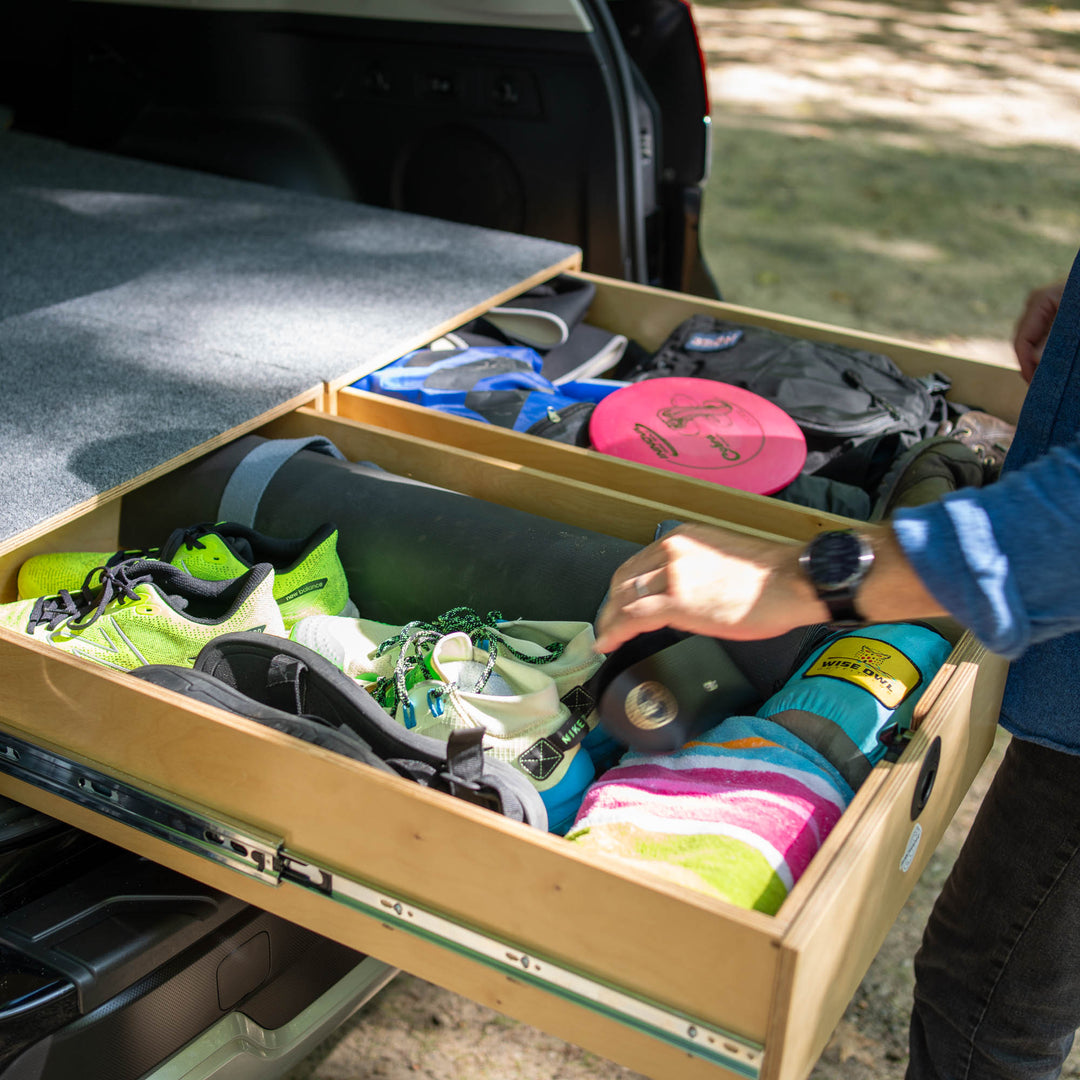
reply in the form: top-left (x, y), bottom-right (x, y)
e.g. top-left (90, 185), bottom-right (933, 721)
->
top-left (593, 522), bottom-right (825, 654)
top-left (1014, 280), bottom-right (1066, 383)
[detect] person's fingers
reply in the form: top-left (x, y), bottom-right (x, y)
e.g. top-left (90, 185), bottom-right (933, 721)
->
top-left (1013, 296), bottom-right (1043, 381)
top-left (605, 541), bottom-right (667, 591)
top-left (593, 570), bottom-right (671, 653)
top-left (597, 579), bottom-right (673, 643)
top-left (1018, 355), bottom-right (1039, 385)
top-left (1014, 283), bottom-right (1065, 383)
top-left (1014, 304), bottom-right (1048, 383)
top-left (593, 601), bottom-right (668, 654)
top-left (625, 568), bottom-right (667, 602)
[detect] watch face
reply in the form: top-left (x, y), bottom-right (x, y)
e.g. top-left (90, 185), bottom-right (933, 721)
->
top-left (805, 530), bottom-right (872, 591)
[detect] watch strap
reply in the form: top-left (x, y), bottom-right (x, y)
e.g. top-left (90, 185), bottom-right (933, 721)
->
top-left (820, 592), bottom-right (864, 626)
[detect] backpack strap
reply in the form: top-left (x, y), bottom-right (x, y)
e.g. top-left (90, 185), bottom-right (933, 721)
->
top-left (438, 728), bottom-right (504, 812)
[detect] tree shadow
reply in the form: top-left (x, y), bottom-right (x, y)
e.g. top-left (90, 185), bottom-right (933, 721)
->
top-left (701, 114), bottom-right (1080, 343)
top-left (696, 0), bottom-right (1080, 102)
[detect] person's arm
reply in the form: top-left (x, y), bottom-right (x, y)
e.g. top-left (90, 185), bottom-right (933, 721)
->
top-left (595, 438), bottom-right (1080, 660)
top-left (1014, 280), bottom-right (1066, 383)
top-left (592, 520), bottom-right (946, 655)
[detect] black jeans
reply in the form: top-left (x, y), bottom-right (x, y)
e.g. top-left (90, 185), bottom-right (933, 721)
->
top-left (908, 737), bottom-right (1080, 1079)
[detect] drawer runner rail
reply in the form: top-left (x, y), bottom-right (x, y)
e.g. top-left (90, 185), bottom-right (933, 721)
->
top-left (0, 730), bottom-right (763, 1078)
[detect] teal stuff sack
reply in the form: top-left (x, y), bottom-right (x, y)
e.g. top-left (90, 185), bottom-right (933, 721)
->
top-left (757, 623), bottom-right (952, 791)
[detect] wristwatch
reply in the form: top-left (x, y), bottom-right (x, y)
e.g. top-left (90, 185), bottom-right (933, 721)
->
top-left (798, 529), bottom-right (875, 624)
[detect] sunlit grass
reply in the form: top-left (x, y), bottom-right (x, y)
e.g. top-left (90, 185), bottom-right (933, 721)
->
top-left (695, 0), bottom-right (1080, 357)
top-left (701, 119), bottom-right (1080, 342)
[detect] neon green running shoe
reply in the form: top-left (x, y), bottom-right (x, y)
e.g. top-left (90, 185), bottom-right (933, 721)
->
top-left (17, 522), bottom-right (357, 629)
top-left (289, 608), bottom-right (597, 833)
top-left (0, 559), bottom-right (286, 672)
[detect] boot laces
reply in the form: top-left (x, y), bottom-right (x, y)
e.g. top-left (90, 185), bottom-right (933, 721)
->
top-left (370, 607), bottom-right (566, 717)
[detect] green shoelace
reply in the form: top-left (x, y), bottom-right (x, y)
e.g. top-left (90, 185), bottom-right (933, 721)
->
top-left (370, 607), bottom-right (567, 723)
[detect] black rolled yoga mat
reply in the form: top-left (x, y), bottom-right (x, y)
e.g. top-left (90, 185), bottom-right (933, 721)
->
top-left (122, 437), bottom-right (641, 624)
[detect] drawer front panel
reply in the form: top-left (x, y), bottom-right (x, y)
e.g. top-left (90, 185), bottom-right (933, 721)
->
top-left (0, 772), bottom-right (759, 1080)
top-left (0, 621), bottom-right (781, 1050)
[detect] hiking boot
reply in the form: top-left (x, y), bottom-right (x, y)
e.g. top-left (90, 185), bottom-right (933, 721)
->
top-left (0, 559), bottom-right (284, 671)
top-left (870, 436), bottom-right (990, 520)
top-left (133, 632), bottom-right (547, 829)
top-left (941, 410), bottom-right (1016, 479)
top-left (16, 522), bottom-right (357, 629)
top-left (289, 609), bottom-right (597, 833)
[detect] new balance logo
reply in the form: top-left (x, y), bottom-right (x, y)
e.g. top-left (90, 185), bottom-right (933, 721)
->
top-left (278, 579), bottom-right (328, 604)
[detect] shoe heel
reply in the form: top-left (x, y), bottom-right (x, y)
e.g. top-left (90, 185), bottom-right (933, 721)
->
top-left (541, 749), bottom-right (596, 836)
top-left (338, 598), bottom-right (360, 618)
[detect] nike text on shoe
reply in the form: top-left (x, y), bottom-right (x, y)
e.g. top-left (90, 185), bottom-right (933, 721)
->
top-left (0, 558), bottom-right (285, 671)
top-left (16, 521), bottom-right (357, 629)
top-left (289, 609), bottom-right (596, 834)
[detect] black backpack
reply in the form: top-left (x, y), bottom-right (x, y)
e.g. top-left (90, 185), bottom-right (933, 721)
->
top-left (624, 315), bottom-right (951, 474)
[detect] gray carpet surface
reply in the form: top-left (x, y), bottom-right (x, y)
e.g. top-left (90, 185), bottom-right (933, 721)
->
top-left (0, 131), bottom-right (579, 541)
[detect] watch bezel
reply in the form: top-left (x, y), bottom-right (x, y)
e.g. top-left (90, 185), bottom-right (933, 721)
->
top-left (800, 530), bottom-right (875, 594)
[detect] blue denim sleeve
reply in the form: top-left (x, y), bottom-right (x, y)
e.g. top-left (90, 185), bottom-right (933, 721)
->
top-left (891, 437), bottom-right (1080, 660)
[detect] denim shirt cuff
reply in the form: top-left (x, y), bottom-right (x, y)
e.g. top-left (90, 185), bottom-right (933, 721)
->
top-left (892, 494), bottom-right (1030, 659)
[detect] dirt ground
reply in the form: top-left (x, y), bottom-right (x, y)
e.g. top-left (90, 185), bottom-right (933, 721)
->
top-left (286, 4), bottom-right (1080, 1078)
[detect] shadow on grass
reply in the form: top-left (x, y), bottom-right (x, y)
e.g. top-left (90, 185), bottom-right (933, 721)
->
top-left (701, 115), bottom-right (1080, 341)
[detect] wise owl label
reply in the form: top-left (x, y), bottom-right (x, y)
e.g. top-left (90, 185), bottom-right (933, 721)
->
top-left (805, 636), bottom-right (922, 709)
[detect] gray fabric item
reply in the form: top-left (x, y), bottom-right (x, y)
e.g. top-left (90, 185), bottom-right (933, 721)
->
top-left (217, 436), bottom-right (345, 526)
top-left (766, 706), bottom-right (873, 791)
top-left (0, 131), bottom-right (579, 542)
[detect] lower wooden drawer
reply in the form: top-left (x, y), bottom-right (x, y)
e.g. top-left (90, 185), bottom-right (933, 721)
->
top-left (0, 403), bottom-right (1007, 1080)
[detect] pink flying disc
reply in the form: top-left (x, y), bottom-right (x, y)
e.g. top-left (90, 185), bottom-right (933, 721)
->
top-left (589, 377), bottom-right (807, 494)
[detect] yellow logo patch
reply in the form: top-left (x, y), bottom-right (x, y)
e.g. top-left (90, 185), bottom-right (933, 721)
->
top-left (805, 636), bottom-right (921, 709)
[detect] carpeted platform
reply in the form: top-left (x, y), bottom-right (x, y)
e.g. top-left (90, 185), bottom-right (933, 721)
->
top-left (0, 131), bottom-right (579, 541)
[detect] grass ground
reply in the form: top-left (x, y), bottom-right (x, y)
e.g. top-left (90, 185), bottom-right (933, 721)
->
top-left (288, 4), bottom-right (1080, 1077)
top-left (697, 0), bottom-right (1080, 362)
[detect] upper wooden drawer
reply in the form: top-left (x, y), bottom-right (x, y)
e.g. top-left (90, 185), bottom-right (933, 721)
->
top-left (330, 272), bottom-right (1025, 540)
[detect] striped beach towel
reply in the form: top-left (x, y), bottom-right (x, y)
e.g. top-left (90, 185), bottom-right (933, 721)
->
top-left (566, 715), bottom-right (852, 914)
top-left (567, 623), bottom-right (951, 914)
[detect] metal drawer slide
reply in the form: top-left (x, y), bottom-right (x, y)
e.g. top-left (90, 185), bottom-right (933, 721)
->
top-left (0, 728), bottom-right (763, 1078)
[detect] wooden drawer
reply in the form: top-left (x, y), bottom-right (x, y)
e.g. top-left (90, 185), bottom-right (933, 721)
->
top-left (0, 279), bottom-right (1023, 1080)
top-left (330, 272), bottom-right (1025, 540)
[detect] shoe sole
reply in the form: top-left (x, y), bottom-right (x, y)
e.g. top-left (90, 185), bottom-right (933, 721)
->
top-left (155, 632), bottom-right (549, 830)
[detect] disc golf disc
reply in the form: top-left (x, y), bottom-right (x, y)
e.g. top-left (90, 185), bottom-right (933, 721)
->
top-left (588, 377), bottom-right (807, 494)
